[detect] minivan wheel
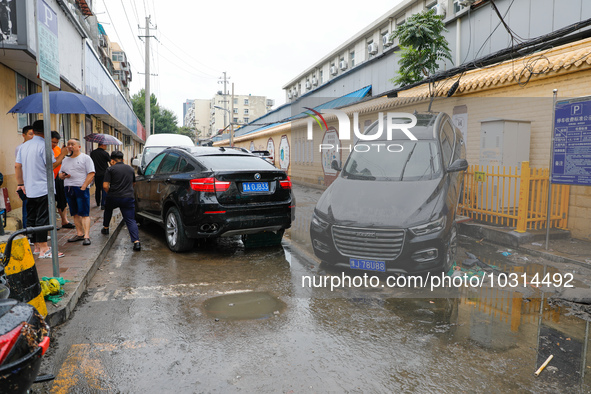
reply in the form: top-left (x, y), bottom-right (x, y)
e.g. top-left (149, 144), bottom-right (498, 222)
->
top-left (165, 207), bottom-right (194, 252)
top-left (444, 224), bottom-right (458, 273)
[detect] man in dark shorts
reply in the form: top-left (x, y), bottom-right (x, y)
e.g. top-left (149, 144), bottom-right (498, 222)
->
top-left (90, 143), bottom-right (110, 209)
top-left (101, 151), bottom-right (141, 251)
top-left (51, 131), bottom-right (74, 230)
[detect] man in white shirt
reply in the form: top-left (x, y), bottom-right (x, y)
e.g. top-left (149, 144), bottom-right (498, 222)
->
top-left (14, 125), bottom-right (34, 230)
top-left (15, 120), bottom-right (67, 258)
top-left (59, 139), bottom-right (95, 246)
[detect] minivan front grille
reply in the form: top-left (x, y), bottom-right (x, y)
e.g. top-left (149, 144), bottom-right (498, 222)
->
top-left (331, 226), bottom-right (405, 260)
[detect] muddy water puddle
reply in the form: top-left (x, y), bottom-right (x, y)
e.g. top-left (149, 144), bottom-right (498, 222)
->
top-left (203, 291), bottom-right (286, 320)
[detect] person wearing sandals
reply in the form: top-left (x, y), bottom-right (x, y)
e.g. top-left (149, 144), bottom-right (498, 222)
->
top-left (59, 139), bottom-right (95, 246)
top-left (101, 151), bottom-right (141, 251)
top-left (15, 120), bottom-right (67, 259)
top-left (51, 131), bottom-right (75, 230)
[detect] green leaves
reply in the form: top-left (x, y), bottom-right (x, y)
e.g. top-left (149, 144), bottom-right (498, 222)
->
top-left (131, 89), bottom-right (179, 134)
top-left (391, 8), bottom-right (452, 86)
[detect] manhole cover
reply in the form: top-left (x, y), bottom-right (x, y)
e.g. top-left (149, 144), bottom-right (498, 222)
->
top-left (203, 291), bottom-right (285, 320)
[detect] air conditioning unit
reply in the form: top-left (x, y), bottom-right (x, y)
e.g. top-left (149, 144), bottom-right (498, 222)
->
top-left (435, 1), bottom-right (447, 16)
top-left (266, 99), bottom-right (274, 106)
top-left (305, 80), bottom-right (311, 89)
top-left (287, 91), bottom-right (293, 99)
top-left (383, 35), bottom-right (392, 47)
top-left (292, 89), bottom-right (298, 97)
top-left (459, 0), bottom-right (475, 7)
top-left (368, 42), bottom-right (378, 55)
top-left (312, 77), bottom-right (318, 86)
top-left (330, 66), bottom-right (338, 75)
top-left (339, 61), bottom-right (347, 70)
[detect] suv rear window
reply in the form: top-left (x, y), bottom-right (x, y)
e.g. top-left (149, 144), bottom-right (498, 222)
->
top-left (197, 155), bottom-right (276, 171)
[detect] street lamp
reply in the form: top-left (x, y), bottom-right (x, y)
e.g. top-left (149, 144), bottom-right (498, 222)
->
top-left (213, 105), bottom-right (234, 146)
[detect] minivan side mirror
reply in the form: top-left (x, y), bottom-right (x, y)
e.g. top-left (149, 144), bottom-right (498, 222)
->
top-left (331, 160), bottom-right (342, 172)
top-left (132, 158), bottom-right (140, 167)
top-left (448, 159), bottom-right (469, 172)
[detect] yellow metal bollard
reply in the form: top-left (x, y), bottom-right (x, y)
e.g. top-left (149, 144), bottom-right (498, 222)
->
top-left (0, 237), bottom-right (48, 317)
top-left (516, 161), bottom-right (530, 233)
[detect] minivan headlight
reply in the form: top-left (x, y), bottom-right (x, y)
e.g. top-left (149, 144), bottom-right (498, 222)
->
top-left (311, 213), bottom-right (330, 232)
top-left (409, 216), bottom-right (446, 236)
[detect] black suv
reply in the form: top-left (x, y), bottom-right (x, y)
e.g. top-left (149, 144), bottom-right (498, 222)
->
top-left (310, 112), bottom-right (467, 275)
top-left (135, 147), bottom-right (294, 252)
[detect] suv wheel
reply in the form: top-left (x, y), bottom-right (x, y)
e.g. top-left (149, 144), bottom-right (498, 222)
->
top-left (444, 224), bottom-right (457, 273)
top-left (165, 207), bottom-right (193, 252)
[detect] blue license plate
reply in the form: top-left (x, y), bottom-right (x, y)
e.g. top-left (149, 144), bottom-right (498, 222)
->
top-left (350, 258), bottom-right (386, 272)
top-left (242, 182), bottom-right (269, 193)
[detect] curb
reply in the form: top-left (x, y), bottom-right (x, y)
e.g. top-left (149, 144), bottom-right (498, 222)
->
top-left (513, 245), bottom-right (590, 268)
top-left (45, 218), bottom-right (124, 327)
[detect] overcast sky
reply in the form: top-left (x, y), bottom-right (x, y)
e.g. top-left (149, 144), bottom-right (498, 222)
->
top-left (94, 0), bottom-right (404, 123)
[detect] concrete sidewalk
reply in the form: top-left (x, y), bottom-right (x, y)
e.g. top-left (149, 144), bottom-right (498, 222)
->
top-left (34, 205), bottom-right (123, 327)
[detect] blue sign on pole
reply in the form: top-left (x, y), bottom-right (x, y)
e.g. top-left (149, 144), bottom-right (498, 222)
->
top-left (552, 96), bottom-right (591, 186)
top-left (37, 0), bottom-right (60, 87)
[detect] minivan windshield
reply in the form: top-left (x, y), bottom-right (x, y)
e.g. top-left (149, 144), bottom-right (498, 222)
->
top-left (142, 147), bottom-right (166, 168)
top-left (342, 141), bottom-right (442, 181)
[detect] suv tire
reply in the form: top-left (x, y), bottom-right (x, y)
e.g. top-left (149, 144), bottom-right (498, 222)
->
top-left (165, 207), bottom-right (193, 252)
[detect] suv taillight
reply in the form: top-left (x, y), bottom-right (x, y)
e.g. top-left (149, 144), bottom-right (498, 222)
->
top-left (279, 176), bottom-right (292, 189)
top-left (190, 178), bottom-right (231, 192)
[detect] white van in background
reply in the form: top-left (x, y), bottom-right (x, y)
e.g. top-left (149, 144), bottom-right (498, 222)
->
top-left (132, 134), bottom-right (194, 173)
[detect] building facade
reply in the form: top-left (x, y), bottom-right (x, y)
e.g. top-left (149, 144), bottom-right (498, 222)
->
top-left (0, 0), bottom-right (145, 224)
top-left (187, 94), bottom-right (274, 139)
top-left (216, 0), bottom-right (591, 241)
top-left (110, 42), bottom-right (132, 102)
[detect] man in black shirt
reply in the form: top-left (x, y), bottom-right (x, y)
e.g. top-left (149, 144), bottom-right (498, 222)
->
top-left (101, 151), bottom-right (141, 251)
top-left (90, 143), bottom-right (110, 209)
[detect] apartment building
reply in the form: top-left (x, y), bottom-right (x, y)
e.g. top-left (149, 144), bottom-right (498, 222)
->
top-left (188, 94), bottom-right (274, 138)
top-left (110, 42), bottom-right (132, 102)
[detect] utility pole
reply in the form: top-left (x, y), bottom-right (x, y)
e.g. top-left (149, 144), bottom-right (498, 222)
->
top-left (139, 16), bottom-right (156, 136)
top-left (230, 82), bottom-right (234, 147)
top-left (218, 72), bottom-right (230, 130)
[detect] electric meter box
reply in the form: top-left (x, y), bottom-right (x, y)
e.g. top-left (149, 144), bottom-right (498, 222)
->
top-left (479, 118), bottom-right (531, 169)
top-left (477, 118), bottom-right (531, 211)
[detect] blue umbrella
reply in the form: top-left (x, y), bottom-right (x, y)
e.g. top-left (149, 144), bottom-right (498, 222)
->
top-left (7, 91), bottom-right (109, 115)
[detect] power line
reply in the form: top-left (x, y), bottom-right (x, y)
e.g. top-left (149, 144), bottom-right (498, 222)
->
top-left (157, 51), bottom-right (217, 80)
top-left (150, 0), bottom-right (157, 26)
top-left (158, 30), bottom-right (220, 75)
top-left (130, 1), bottom-right (140, 25)
top-left (119, 0), bottom-right (144, 66)
top-left (102, 1), bottom-right (125, 54)
top-left (157, 41), bottom-right (218, 79)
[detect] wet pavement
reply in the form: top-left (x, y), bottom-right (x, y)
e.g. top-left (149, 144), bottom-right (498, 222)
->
top-left (30, 184), bottom-right (591, 393)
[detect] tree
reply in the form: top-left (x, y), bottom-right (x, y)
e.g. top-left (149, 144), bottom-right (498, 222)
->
top-left (131, 89), bottom-right (158, 127)
top-left (131, 89), bottom-right (179, 134)
top-left (177, 126), bottom-right (197, 143)
top-left (155, 108), bottom-right (179, 134)
top-left (391, 9), bottom-right (452, 89)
